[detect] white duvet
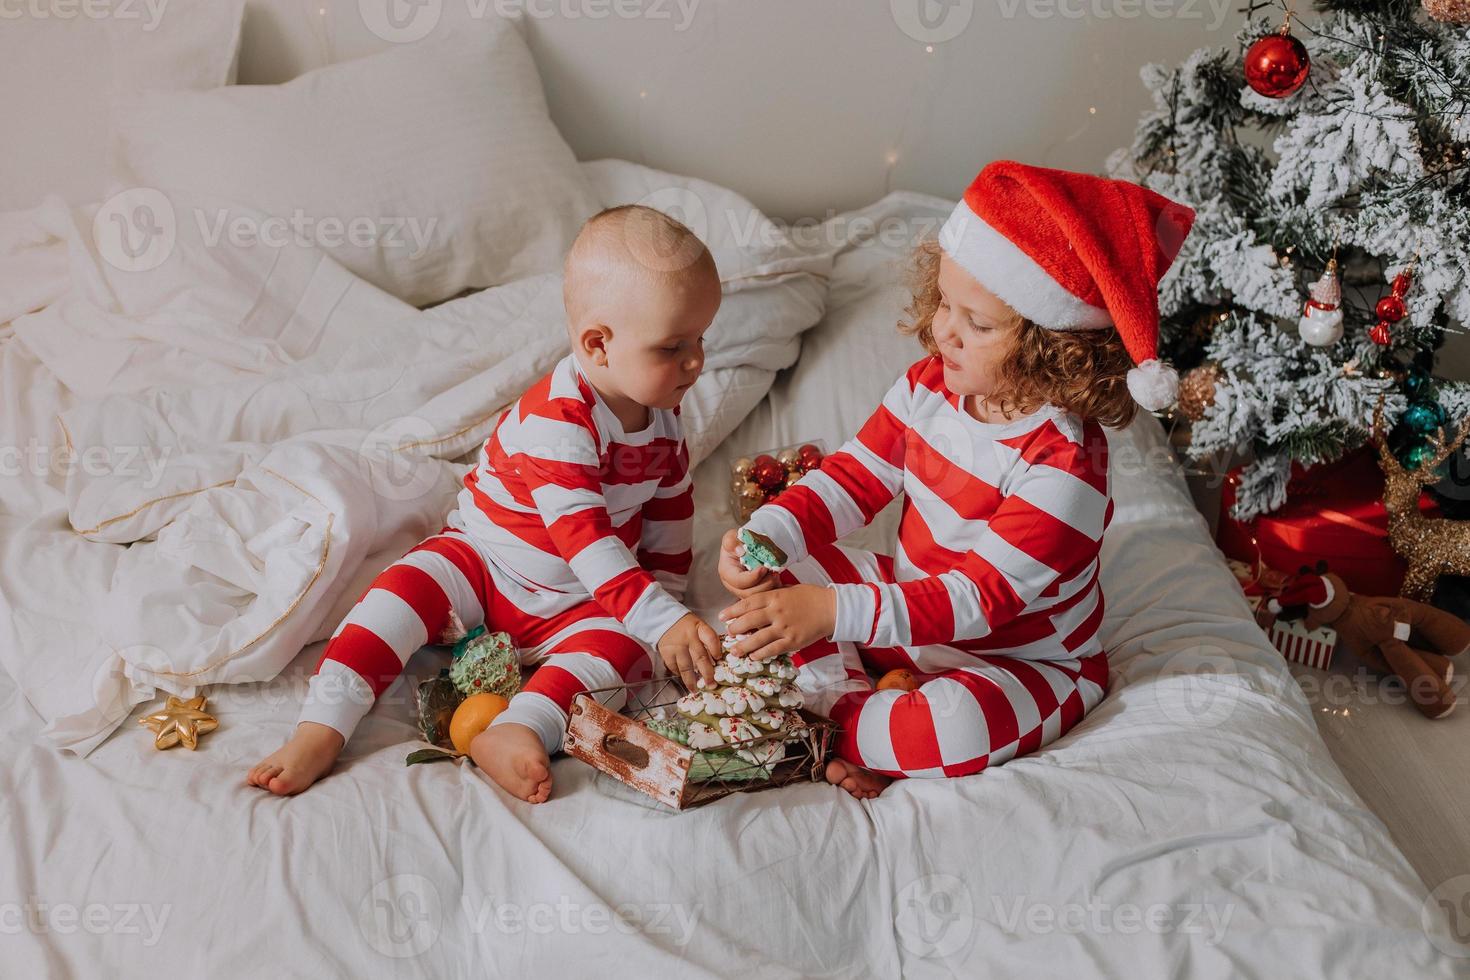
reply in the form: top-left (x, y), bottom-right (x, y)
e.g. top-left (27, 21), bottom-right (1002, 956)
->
top-left (0, 160), bottom-right (829, 755)
top-left (0, 184), bottom-right (1461, 977)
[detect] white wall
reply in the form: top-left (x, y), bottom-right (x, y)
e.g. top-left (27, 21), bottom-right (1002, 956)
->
top-left (230, 1), bottom-right (1465, 379)
top-left (6, 0), bottom-right (1464, 377)
top-left (234, 0), bottom-right (1244, 221)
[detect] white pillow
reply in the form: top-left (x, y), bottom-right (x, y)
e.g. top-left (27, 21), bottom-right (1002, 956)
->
top-left (109, 25), bottom-right (601, 307)
top-left (0, 0), bottom-right (243, 212)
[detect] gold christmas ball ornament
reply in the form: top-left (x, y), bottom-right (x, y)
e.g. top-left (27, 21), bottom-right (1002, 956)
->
top-left (1177, 364), bottom-right (1222, 422)
top-left (733, 457), bottom-right (754, 479)
top-left (776, 448), bottom-right (800, 468)
top-left (140, 694), bottom-right (218, 750)
top-left (738, 483), bottom-right (766, 505)
top-left (1423, 0), bottom-right (1470, 22)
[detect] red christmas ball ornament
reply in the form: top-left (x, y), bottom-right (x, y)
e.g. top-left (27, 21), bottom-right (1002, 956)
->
top-left (797, 443), bottom-right (825, 471)
top-left (1244, 25), bottom-right (1310, 99)
top-left (1369, 321), bottom-right (1393, 346)
top-left (1392, 269), bottom-right (1414, 297)
top-left (1375, 294), bottom-right (1406, 323)
top-left (748, 455), bottom-right (786, 492)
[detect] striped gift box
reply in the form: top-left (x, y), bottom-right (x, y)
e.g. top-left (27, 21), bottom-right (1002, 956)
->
top-left (1247, 595), bottom-right (1339, 670)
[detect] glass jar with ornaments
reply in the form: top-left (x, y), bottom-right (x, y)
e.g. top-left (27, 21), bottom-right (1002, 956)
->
top-left (730, 442), bottom-right (827, 522)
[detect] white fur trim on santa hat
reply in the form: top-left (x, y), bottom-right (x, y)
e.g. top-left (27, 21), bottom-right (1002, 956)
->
top-left (938, 200), bottom-right (1112, 331)
top-left (1126, 359), bottom-right (1178, 412)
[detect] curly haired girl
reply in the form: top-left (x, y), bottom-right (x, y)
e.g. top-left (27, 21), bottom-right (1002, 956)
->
top-left (717, 161), bottom-right (1195, 798)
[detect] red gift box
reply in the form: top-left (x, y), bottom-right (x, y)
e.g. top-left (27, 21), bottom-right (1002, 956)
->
top-left (1217, 447), bottom-right (1441, 597)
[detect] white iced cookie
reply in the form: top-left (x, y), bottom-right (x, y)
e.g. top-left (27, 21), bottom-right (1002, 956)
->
top-left (723, 652), bottom-right (764, 676)
top-left (777, 687), bottom-right (805, 709)
top-left (687, 721), bottom-right (724, 751)
top-left (720, 686), bottom-right (765, 715)
top-left (745, 676), bottom-right (782, 698)
top-left (749, 709), bottom-right (787, 730)
top-left (713, 663), bottom-right (742, 686)
top-left (678, 691), bottom-right (730, 717)
top-left (765, 658), bottom-right (798, 680)
top-left (718, 717), bottom-right (761, 744)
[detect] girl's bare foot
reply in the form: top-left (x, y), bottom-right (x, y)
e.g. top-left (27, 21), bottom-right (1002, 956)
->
top-left (471, 722), bottom-right (553, 804)
top-left (246, 722), bottom-right (345, 796)
top-left (826, 758), bottom-right (892, 800)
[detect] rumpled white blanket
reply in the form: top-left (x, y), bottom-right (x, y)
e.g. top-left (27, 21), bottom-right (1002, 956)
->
top-left (0, 160), bottom-right (831, 754)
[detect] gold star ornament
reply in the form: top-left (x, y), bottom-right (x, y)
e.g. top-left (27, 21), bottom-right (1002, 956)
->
top-left (139, 695), bottom-right (219, 750)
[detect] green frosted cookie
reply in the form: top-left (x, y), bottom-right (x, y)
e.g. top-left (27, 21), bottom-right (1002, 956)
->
top-left (449, 628), bottom-right (521, 699)
top-left (738, 529), bottom-right (787, 572)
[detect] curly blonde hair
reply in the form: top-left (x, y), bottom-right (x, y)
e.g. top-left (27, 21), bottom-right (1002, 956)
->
top-left (898, 240), bottom-right (1138, 429)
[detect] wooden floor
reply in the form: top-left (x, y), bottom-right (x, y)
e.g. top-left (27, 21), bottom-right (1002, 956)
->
top-left (1288, 656), bottom-right (1470, 892)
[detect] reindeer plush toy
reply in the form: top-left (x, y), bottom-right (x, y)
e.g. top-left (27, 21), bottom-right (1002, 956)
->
top-left (1261, 562), bottom-right (1470, 719)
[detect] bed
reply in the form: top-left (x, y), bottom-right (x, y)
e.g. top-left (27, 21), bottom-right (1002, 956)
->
top-left (1, 10), bottom-right (1462, 976)
top-left (1, 177), bottom-right (1461, 975)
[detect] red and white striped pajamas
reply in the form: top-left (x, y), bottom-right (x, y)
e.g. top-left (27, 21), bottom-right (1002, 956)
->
top-left (300, 356), bottom-right (694, 752)
top-left (743, 355), bottom-right (1113, 779)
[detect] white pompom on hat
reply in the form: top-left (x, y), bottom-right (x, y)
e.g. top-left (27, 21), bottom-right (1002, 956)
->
top-left (937, 161), bottom-right (1196, 412)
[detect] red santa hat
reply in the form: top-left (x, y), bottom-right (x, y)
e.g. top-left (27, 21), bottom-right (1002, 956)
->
top-left (1265, 572), bottom-right (1335, 616)
top-left (937, 161), bottom-right (1196, 411)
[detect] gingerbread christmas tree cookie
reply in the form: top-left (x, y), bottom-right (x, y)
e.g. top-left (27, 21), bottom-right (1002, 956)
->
top-left (657, 637), bottom-right (807, 779)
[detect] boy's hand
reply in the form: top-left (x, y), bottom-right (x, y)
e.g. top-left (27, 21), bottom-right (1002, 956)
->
top-left (719, 585), bottom-right (836, 661)
top-left (657, 612), bottom-right (720, 690)
top-left (718, 528), bottom-right (778, 598)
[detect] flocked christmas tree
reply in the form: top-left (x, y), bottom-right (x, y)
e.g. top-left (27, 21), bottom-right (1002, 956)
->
top-left (1108, 0), bottom-right (1470, 519)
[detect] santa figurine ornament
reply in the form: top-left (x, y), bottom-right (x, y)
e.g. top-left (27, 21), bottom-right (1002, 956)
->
top-left (1261, 561), bottom-right (1470, 719)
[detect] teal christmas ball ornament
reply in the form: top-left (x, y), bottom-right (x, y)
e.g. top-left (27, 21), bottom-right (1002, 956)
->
top-left (1403, 366), bottom-right (1431, 400)
top-left (1398, 440), bottom-right (1429, 471)
top-left (1399, 441), bottom-right (1449, 478)
top-left (1403, 400), bottom-right (1447, 435)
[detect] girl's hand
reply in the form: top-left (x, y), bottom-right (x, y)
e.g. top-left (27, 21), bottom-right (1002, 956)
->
top-left (719, 584), bottom-right (836, 661)
top-left (718, 528), bottom-right (778, 599)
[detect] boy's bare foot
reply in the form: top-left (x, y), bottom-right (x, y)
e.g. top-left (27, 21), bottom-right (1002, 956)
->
top-left (826, 758), bottom-right (892, 800)
top-left (471, 722), bottom-right (553, 804)
top-left (246, 721), bottom-right (345, 796)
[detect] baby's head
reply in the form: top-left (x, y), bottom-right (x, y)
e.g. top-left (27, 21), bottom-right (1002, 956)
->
top-left (901, 240), bottom-right (1139, 428)
top-left (912, 160), bottom-right (1196, 425)
top-left (563, 205), bottom-right (721, 412)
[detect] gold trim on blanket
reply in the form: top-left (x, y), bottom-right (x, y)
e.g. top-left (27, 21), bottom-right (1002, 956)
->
top-left (56, 413), bottom-right (74, 454)
top-left (70, 480), bottom-right (237, 537)
top-left (143, 467), bottom-right (335, 680)
top-left (720, 268), bottom-right (831, 288)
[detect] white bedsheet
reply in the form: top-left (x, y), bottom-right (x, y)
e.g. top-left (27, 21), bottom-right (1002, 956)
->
top-left (0, 193), bottom-right (1461, 977)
